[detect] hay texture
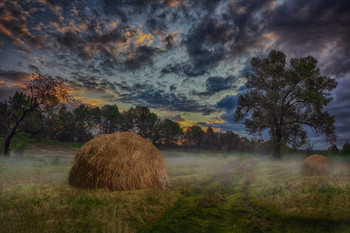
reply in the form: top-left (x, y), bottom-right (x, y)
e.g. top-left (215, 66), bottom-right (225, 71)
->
top-left (69, 132), bottom-right (169, 191)
top-left (300, 154), bottom-right (333, 176)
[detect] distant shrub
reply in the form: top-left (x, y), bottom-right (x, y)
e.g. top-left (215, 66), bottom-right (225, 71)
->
top-left (341, 143), bottom-right (350, 155)
top-left (12, 132), bottom-right (30, 155)
top-left (328, 145), bottom-right (339, 153)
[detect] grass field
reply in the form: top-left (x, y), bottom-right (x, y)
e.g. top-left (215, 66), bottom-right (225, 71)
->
top-left (0, 143), bottom-right (349, 233)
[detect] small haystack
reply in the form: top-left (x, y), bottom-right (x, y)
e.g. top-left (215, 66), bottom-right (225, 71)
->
top-left (300, 154), bottom-right (333, 176)
top-left (69, 132), bottom-right (169, 191)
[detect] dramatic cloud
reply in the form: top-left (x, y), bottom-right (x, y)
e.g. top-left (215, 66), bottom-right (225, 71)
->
top-left (120, 83), bottom-right (216, 114)
top-left (0, 69), bottom-right (30, 82)
top-left (0, 0), bottom-right (349, 148)
top-left (326, 77), bottom-right (350, 146)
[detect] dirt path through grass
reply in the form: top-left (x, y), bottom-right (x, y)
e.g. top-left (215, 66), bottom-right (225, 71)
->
top-left (144, 158), bottom-right (350, 233)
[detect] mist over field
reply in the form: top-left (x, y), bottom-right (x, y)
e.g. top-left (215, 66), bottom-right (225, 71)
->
top-left (1, 0), bottom-right (350, 232)
top-left (1, 143), bottom-right (349, 233)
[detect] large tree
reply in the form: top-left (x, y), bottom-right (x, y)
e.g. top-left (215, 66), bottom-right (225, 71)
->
top-left (184, 125), bottom-right (205, 148)
top-left (234, 50), bottom-right (337, 159)
top-left (156, 119), bottom-right (183, 146)
top-left (100, 104), bottom-right (120, 134)
top-left (3, 74), bottom-right (70, 155)
top-left (133, 106), bottom-right (158, 140)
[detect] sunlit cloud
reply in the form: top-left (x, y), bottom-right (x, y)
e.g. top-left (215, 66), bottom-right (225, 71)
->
top-left (0, 0), bottom-right (348, 148)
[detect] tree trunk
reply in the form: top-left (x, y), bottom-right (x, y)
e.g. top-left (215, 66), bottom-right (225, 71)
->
top-left (273, 134), bottom-right (282, 159)
top-left (4, 126), bottom-right (18, 156)
top-left (3, 106), bottom-right (36, 156)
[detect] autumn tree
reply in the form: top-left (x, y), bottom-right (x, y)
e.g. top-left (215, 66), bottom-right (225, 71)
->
top-left (235, 50), bottom-right (337, 159)
top-left (3, 74), bottom-right (71, 155)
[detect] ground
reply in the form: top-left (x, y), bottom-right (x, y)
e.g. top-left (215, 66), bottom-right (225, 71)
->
top-left (0, 142), bottom-right (349, 233)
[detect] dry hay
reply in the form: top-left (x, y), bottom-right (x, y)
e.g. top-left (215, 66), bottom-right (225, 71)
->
top-left (69, 132), bottom-right (169, 191)
top-left (300, 154), bottom-right (333, 176)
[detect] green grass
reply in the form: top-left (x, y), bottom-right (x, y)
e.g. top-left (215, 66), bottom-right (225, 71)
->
top-left (145, 156), bottom-right (350, 233)
top-left (0, 143), bottom-right (349, 232)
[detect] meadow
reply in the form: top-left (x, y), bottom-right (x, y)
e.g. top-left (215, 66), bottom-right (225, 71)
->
top-left (0, 142), bottom-right (349, 233)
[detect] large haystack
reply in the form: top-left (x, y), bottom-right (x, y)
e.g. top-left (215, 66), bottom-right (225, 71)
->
top-left (300, 154), bottom-right (333, 176)
top-left (69, 132), bottom-right (169, 191)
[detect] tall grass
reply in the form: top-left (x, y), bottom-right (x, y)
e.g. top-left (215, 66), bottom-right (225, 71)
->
top-left (0, 143), bottom-right (349, 232)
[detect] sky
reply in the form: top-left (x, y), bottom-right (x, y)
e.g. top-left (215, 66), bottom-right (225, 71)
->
top-left (0, 0), bottom-right (349, 149)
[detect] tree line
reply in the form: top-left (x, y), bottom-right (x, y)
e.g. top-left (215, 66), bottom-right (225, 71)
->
top-left (1, 50), bottom-right (348, 156)
top-left (0, 98), bottom-right (263, 153)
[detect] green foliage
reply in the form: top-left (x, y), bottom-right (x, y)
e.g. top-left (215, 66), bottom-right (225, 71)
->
top-left (18, 109), bottom-right (45, 140)
top-left (203, 127), bottom-right (219, 150)
top-left (2, 145), bottom-right (350, 232)
top-left (2, 97), bottom-right (266, 152)
top-left (100, 104), bottom-right (119, 134)
top-left (55, 104), bottom-right (75, 142)
top-left (341, 143), bottom-right (350, 155)
top-left (155, 119), bottom-right (183, 146)
top-left (133, 106), bottom-right (158, 139)
top-left (72, 104), bottom-right (94, 142)
top-left (2, 74), bottom-right (71, 155)
top-left (119, 107), bottom-right (137, 132)
top-left (328, 144), bottom-right (339, 153)
top-left (218, 131), bottom-right (240, 151)
top-left (184, 125), bottom-right (205, 148)
top-left (0, 100), bottom-right (10, 135)
top-left (11, 132), bottom-right (30, 155)
top-left (235, 50), bottom-right (337, 158)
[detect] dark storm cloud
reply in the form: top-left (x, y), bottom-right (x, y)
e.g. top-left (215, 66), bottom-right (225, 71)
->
top-left (269, 0), bottom-right (350, 51)
top-left (57, 30), bottom-right (83, 49)
top-left (1, 0), bottom-right (349, 143)
top-left (161, 62), bottom-right (206, 77)
top-left (28, 65), bottom-right (40, 74)
top-left (323, 57), bottom-right (350, 78)
top-left (325, 78), bottom-right (350, 145)
top-left (0, 70), bottom-right (30, 82)
top-left (87, 24), bottom-right (135, 44)
top-left (213, 94), bottom-right (246, 132)
top-left (162, 32), bottom-right (178, 49)
top-left (161, 0), bottom-right (350, 78)
top-left (0, 70), bottom-right (30, 100)
top-left (217, 95), bottom-right (239, 112)
top-left (68, 73), bottom-right (118, 93)
top-left (99, 0), bottom-right (229, 74)
top-left (268, 0), bottom-right (350, 76)
top-left (169, 84), bottom-right (176, 91)
top-left (54, 23), bottom-right (161, 72)
top-left (177, 18), bottom-right (234, 77)
top-left (102, 0), bottom-right (159, 17)
top-left (0, 84), bottom-right (17, 100)
top-left (216, 95), bottom-right (239, 130)
top-left (146, 12), bottom-right (168, 33)
top-left (166, 114), bottom-right (184, 122)
top-left (195, 75), bottom-right (237, 96)
top-left (121, 84), bottom-right (215, 114)
top-left (122, 45), bottom-right (161, 71)
top-left (162, 0), bottom-right (273, 77)
top-left (0, 1), bottom-right (49, 50)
